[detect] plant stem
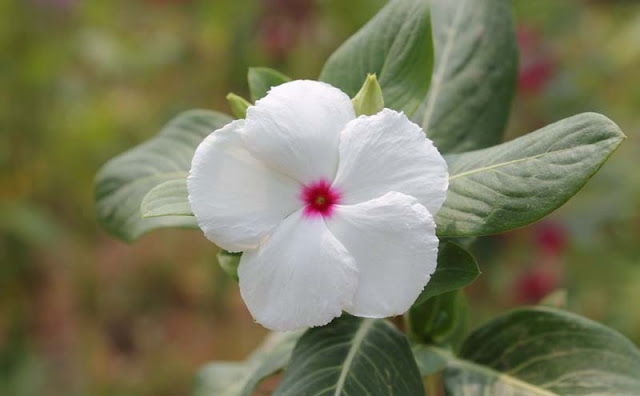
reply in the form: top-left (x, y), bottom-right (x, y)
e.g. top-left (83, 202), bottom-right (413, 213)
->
top-left (425, 374), bottom-right (439, 395)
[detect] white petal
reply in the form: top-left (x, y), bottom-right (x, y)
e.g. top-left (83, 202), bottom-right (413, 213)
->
top-left (243, 80), bottom-right (355, 183)
top-left (326, 192), bottom-right (439, 318)
top-left (238, 210), bottom-right (358, 331)
top-left (187, 120), bottom-right (302, 252)
top-left (332, 109), bottom-right (449, 215)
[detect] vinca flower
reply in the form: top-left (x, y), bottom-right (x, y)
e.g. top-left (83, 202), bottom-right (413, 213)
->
top-left (187, 80), bottom-right (448, 331)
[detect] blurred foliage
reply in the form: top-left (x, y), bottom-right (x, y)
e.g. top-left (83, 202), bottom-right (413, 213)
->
top-left (1, 0), bottom-right (639, 395)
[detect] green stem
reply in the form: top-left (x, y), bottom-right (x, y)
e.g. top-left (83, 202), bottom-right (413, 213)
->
top-left (425, 374), bottom-right (438, 395)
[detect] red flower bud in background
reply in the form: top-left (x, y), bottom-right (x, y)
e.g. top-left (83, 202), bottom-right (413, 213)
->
top-left (535, 221), bottom-right (568, 256)
top-left (517, 27), bottom-right (555, 95)
top-left (259, 0), bottom-right (314, 60)
top-left (513, 221), bottom-right (568, 304)
top-left (514, 269), bottom-right (559, 304)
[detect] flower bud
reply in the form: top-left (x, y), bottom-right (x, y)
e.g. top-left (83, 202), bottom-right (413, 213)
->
top-left (352, 74), bottom-right (384, 116)
top-left (226, 93), bottom-right (251, 119)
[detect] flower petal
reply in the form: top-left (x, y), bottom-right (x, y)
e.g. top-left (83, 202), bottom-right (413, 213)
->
top-left (238, 209), bottom-right (358, 331)
top-left (332, 109), bottom-right (448, 215)
top-left (188, 120), bottom-right (302, 252)
top-left (243, 80), bottom-right (355, 183)
top-left (326, 192), bottom-right (438, 318)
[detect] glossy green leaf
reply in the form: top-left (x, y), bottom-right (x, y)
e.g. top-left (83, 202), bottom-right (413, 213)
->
top-left (193, 330), bottom-right (303, 396)
top-left (319, 0), bottom-right (432, 115)
top-left (217, 250), bottom-right (241, 282)
top-left (94, 110), bottom-right (232, 242)
top-left (436, 113), bottom-right (625, 237)
top-left (409, 290), bottom-right (469, 349)
top-left (275, 316), bottom-right (424, 396)
top-left (248, 67), bottom-right (291, 102)
top-left (415, 241), bottom-right (480, 306)
top-left (141, 179), bottom-right (192, 218)
top-left (443, 307), bottom-right (640, 395)
top-left (414, 0), bottom-right (518, 153)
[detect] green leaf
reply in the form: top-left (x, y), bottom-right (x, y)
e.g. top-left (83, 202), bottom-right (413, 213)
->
top-left (437, 113), bottom-right (625, 238)
top-left (413, 0), bottom-right (518, 153)
top-left (248, 67), bottom-right (291, 102)
top-left (412, 345), bottom-right (450, 377)
top-left (409, 290), bottom-right (469, 349)
top-left (217, 250), bottom-right (241, 282)
top-left (351, 73), bottom-right (384, 116)
top-left (274, 316), bottom-right (424, 396)
top-left (442, 307), bottom-right (640, 395)
top-left (415, 241), bottom-right (480, 306)
top-left (408, 242), bottom-right (478, 349)
top-left (193, 330), bottom-right (303, 396)
top-left (319, 0), bottom-right (432, 115)
top-left (141, 179), bottom-right (192, 218)
top-left (94, 110), bottom-right (232, 242)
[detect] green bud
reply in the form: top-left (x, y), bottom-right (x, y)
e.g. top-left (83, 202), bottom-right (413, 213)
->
top-left (540, 289), bottom-right (568, 309)
top-left (352, 73), bottom-right (384, 116)
top-left (217, 250), bottom-right (241, 282)
top-left (226, 93), bottom-right (251, 119)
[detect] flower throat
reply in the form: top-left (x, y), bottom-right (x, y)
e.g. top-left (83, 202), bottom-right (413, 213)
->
top-left (301, 179), bottom-right (341, 218)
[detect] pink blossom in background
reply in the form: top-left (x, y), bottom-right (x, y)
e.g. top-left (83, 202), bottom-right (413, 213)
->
top-left (517, 27), bottom-right (555, 95)
top-left (514, 269), bottom-right (559, 304)
top-left (535, 221), bottom-right (569, 256)
top-left (259, 0), bottom-right (315, 59)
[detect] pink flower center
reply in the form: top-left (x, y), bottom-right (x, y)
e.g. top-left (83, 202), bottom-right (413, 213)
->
top-left (301, 179), bottom-right (340, 218)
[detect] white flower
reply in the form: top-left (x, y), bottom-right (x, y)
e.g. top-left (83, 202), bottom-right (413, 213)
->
top-left (187, 80), bottom-right (448, 331)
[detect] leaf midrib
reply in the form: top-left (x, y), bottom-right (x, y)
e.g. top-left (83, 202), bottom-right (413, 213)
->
top-left (421, 0), bottom-right (467, 131)
top-left (420, 345), bottom-right (560, 396)
top-left (426, 345), bottom-right (559, 396)
top-left (100, 171), bottom-right (188, 198)
top-left (333, 318), bottom-right (375, 396)
top-left (446, 356), bottom-right (559, 396)
top-left (447, 143), bottom-right (601, 181)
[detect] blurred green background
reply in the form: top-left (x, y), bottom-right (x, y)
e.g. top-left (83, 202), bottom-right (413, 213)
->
top-left (1, 0), bottom-right (639, 395)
